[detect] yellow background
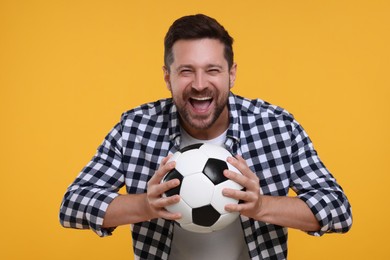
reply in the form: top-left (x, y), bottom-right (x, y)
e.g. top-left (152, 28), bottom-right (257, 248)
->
top-left (1, 0), bottom-right (389, 259)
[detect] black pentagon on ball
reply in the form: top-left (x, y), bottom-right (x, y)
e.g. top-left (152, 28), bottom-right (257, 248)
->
top-left (203, 158), bottom-right (229, 185)
top-left (192, 204), bottom-right (221, 227)
top-left (180, 143), bottom-right (203, 153)
top-left (163, 169), bottom-right (183, 197)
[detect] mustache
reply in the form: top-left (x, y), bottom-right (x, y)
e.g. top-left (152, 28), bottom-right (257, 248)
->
top-left (184, 89), bottom-right (215, 99)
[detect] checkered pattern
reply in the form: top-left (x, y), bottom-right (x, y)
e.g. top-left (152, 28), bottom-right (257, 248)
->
top-left (59, 92), bottom-right (352, 259)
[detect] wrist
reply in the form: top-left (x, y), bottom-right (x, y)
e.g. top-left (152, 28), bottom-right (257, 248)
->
top-left (141, 193), bottom-right (155, 221)
top-left (255, 195), bottom-right (268, 221)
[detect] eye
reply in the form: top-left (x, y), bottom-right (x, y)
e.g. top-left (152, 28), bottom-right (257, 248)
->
top-left (207, 68), bottom-right (221, 75)
top-left (179, 69), bottom-right (193, 76)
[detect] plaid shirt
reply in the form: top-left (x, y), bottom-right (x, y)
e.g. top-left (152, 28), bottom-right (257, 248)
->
top-left (60, 92), bottom-right (352, 259)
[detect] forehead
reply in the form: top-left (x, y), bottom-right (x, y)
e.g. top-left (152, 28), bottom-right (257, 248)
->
top-left (171, 38), bottom-right (227, 68)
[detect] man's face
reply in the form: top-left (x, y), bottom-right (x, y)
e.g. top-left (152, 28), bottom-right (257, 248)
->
top-left (164, 38), bottom-right (237, 139)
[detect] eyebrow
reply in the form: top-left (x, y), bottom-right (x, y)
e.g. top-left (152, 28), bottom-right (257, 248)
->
top-left (175, 65), bottom-right (193, 71)
top-left (175, 64), bottom-right (224, 71)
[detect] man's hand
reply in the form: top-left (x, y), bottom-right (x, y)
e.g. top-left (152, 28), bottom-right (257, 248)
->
top-left (102, 155), bottom-right (181, 228)
top-left (222, 155), bottom-right (320, 232)
top-left (222, 155), bottom-right (263, 219)
top-left (145, 155), bottom-right (182, 220)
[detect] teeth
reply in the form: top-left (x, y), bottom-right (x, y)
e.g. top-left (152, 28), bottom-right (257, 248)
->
top-left (191, 97), bottom-right (212, 101)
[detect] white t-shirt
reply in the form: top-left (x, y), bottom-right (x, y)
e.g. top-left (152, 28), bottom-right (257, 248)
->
top-left (168, 129), bottom-right (250, 260)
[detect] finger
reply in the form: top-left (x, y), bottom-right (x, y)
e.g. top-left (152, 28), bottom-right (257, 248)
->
top-left (149, 195), bottom-right (182, 220)
top-left (224, 168), bottom-right (255, 189)
top-left (227, 156), bottom-right (248, 174)
top-left (224, 169), bottom-right (243, 184)
top-left (150, 160), bottom-right (176, 184)
top-left (234, 154), bottom-right (246, 164)
top-left (158, 209), bottom-right (182, 220)
top-left (149, 178), bottom-right (180, 198)
top-left (227, 156), bottom-right (259, 183)
top-left (222, 187), bottom-right (247, 201)
top-left (152, 194), bottom-right (181, 208)
top-left (227, 154), bottom-right (246, 164)
top-left (161, 178), bottom-right (181, 194)
top-left (161, 154), bottom-right (173, 165)
top-left (225, 203), bottom-right (242, 213)
top-left (159, 160), bottom-right (176, 178)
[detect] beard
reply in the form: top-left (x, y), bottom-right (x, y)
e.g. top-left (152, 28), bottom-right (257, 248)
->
top-left (172, 87), bottom-right (230, 131)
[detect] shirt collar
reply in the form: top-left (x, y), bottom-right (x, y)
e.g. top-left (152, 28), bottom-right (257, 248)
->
top-left (225, 92), bottom-right (241, 153)
top-left (168, 100), bottom-right (181, 150)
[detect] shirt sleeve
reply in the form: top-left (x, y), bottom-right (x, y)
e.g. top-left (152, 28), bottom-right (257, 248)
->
top-left (59, 122), bottom-right (124, 237)
top-left (289, 121), bottom-right (352, 236)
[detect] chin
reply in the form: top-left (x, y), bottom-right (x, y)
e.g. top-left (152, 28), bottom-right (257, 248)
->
top-left (187, 115), bottom-right (217, 131)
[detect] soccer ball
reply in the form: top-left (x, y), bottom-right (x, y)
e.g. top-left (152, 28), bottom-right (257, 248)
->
top-left (162, 143), bottom-right (243, 233)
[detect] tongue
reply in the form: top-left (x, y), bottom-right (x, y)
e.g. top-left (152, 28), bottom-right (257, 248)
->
top-left (191, 99), bottom-right (211, 111)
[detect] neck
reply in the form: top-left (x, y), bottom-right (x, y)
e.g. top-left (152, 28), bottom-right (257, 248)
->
top-left (180, 107), bottom-right (229, 140)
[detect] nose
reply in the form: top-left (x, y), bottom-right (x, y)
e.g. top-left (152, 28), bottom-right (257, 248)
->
top-left (192, 71), bottom-right (208, 91)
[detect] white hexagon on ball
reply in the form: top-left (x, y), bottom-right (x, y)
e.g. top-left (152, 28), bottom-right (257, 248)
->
top-left (165, 198), bottom-right (193, 225)
top-left (175, 150), bottom-right (209, 176)
top-left (199, 143), bottom-right (231, 161)
top-left (180, 173), bottom-right (214, 208)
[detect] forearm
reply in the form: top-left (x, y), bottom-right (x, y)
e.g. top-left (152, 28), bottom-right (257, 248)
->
top-left (256, 195), bottom-right (320, 232)
top-left (102, 193), bottom-right (152, 228)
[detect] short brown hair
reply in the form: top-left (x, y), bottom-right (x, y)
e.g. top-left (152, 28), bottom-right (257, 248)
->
top-left (164, 14), bottom-right (234, 71)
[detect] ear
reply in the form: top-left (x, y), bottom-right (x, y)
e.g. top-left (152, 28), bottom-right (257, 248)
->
top-left (162, 66), bottom-right (171, 91)
top-left (229, 63), bottom-right (237, 89)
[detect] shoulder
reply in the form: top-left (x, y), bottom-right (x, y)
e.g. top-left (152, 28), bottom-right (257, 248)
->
top-left (113, 98), bottom-right (175, 136)
top-left (230, 93), bottom-right (294, 122)
top-left (120, 98), bottom-right (174, 121)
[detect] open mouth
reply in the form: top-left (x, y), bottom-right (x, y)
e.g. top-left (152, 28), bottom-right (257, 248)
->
top-left (189, 96), bottom-right (213, 112)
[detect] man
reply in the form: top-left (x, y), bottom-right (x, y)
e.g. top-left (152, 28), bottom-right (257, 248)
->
top-left (60, 14), bottom-right (352, 259)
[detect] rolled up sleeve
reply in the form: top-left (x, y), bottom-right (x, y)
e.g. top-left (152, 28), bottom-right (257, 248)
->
top-left (59, 123), bottom-right (124, 237)
top-left (290, 123), bottom-right (352, 236)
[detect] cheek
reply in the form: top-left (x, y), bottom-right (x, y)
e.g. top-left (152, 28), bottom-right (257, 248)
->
top-left (215, 78), bottom-right (232, 92)
top-left (170, 78), bottom-right (192, 93)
